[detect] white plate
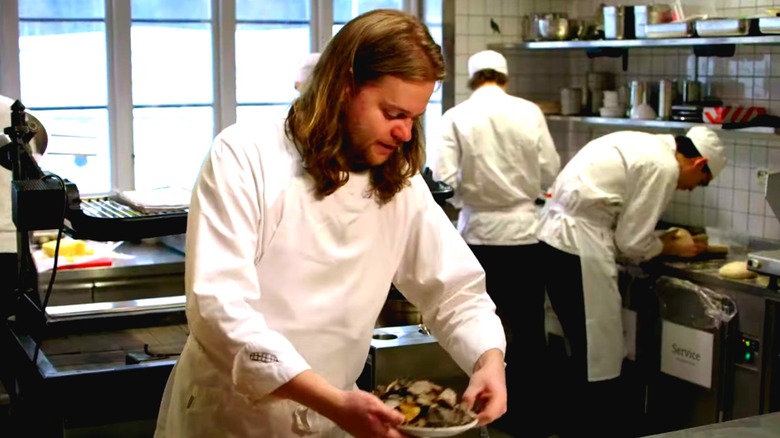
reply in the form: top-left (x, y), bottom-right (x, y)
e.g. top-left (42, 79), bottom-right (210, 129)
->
top-left (397, 419), bottom-right (479, 437)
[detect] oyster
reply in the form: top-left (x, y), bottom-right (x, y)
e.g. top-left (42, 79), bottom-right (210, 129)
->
top-left (374, 379), bottom-right (476, 428)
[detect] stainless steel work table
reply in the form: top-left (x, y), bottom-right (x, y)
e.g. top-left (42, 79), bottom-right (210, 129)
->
top-left (644, 411), bottom-right (780, 437)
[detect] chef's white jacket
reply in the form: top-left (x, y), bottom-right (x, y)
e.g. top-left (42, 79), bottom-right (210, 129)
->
top-left (536, 131), bottom-right (680, 381)
top-left (537, 131), bottom-right (680, 262)
top-left (154, 116), bottom-right (506, 437)
top-left (432, 85), bottom-right (560, 245)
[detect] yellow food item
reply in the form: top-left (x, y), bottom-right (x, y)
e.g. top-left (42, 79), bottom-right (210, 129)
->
top-left (398, 403), bottom-right (421, 423)
top-left (42, 240), bottom-right (94, 258)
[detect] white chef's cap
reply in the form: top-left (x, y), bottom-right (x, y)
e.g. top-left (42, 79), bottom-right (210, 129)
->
top-left (296, 52), bottom-right (321, 85)
top-left (686, 126), bottom-right (726, 178)
top-left (467, 50), bottom-right (508, 79)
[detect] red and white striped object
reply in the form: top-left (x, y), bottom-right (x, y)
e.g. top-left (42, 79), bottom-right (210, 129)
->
top-left (704, 106), bottom-right (767, 124)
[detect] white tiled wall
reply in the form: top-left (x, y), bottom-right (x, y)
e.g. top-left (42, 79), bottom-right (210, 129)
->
top-left (451, 0), bottom-right (780, 240)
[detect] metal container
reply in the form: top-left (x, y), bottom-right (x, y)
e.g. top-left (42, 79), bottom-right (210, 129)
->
top-left (635, 4), bottom-right (674, 38)
top-left (603, 6), bottom-right (620, 39)
top-left (604, 6), bottom-right (626, 39)
top-left (759, 17), bottom-right (780, 34)
top-left (520, 15), bottom-right (532, 41)
top-left (645, 21), bottom-right (695, 38)
top-left (695, 18), bottom-right (750, 37)
top-left (561, 87), bottom-right (583, 116)
top-left (658, 79), bottom-right (674, 120)
top-left (629, 80), bottom-right (648, 116)
top-left (377, 286), bottom-right (421, 327)
top-left (683, 79), bottom-right (701, 104)
top-left (537, 13), bottom-right (569, 41)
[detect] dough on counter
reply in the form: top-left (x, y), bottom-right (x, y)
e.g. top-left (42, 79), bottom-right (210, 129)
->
top-left (718, 261), bottom-right (757, 280)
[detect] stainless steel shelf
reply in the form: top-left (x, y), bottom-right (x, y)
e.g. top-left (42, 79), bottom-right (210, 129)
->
top-left (546, 115), bottom-right (778, 134)
top-left (489, 35), bottom-right (780, 51)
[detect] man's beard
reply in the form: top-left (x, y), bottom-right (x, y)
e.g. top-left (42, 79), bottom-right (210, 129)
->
top-left (344, 141), bottom-right (370, 171)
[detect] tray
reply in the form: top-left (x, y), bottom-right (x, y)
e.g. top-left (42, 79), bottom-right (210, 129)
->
top-left (759, 17), bottom-right (780, 34)
top-left (695, 18), bottom-right (755, 37)
top-left (65, 194), bottom-right (187, 242)
top-left (645, 21), bottom-right (695, 38)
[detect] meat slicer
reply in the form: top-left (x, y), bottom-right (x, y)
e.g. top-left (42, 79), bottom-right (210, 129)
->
top-left (747, 171), bottom-right (780, 290)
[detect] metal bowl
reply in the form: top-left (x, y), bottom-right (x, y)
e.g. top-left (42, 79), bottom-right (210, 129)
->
top-left (538, 17), bottom-right (570, 41)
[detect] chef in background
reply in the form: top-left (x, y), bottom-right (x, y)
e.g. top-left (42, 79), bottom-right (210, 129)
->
top-left (537, 126), bottom-right (726, 437)
top-left (154, 10), bottom-right (507, 438)
top-left (294, 52), bottom-right (321, 92)
top-left (432, 49), bottom-right (560, 437)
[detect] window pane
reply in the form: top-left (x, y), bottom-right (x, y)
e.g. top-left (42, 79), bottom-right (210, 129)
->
top-left (425, 0), bottom-right (442, 24)
top-left (18, 2), bottom-right (110, 194)
top-left (428, 24), bottom-right (442, 47)
top-left (35, 109), bottom-right (111, 194)
top-left (236, 24), bottom-right (309, 105)
top-left (237, 0), bottom-right (309, 21)
top-left (19, 0), bottom-right (104, 19)
top-left (131, 23), bottom-right (213, 106)
top-left (131, 1), bottom-right (214, 191)
top-left (19, 22), bottom-right (108, 108)
top-left (333, 0), bottom-right (403, 23)
top-left (132, 0), bottom-right (210, 20)
top-left (133, 107), bottom-right (214, 191)
top-left (236, 105), bottom-right (290, 125)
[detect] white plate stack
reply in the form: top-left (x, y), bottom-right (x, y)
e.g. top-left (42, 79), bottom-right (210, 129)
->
top-left (599, 90), bottom-right (625, 118)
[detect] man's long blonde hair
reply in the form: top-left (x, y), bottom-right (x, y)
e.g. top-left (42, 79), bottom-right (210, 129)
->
top-left (286, 9), bottom-right (445, 204)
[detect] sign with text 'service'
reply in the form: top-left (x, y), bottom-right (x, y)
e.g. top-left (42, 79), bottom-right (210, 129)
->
top-left (660, 320), bottom-right (714, 389)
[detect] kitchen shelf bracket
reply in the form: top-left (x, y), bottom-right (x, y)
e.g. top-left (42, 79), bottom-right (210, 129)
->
top-left (693, 44), bottom-right (736, 58)
top-left (585, 47), bottom-right (629, 71)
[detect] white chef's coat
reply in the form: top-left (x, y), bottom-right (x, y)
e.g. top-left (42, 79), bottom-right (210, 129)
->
top-left (432, 85), bottom-right (560, 246)
top-left (536, 131), bottom-right (679, 381)
top-left (154, 116), bottom-right (506, 437)
top-left (537, 131), bottom-right (680, 263)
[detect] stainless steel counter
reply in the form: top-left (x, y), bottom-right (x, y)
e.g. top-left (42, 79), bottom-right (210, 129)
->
top-left (643, 411), bottom-right (780, 437)
top-left (36, 240), bottom-right (185, 306)
top-left (643, 253), bottom-right (780, 303)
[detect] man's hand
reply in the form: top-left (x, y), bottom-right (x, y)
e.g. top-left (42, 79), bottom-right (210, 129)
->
top-left (461, 348), bottom-right (507, 426)
top-left (274, 371), bottom-right (406, 437)
top-left (660, 228), bottom-right (706, 258)
top-left (325, 389), bottom-right (407, 438)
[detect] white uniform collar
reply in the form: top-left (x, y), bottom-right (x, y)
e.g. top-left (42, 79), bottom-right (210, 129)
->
top-left (470, 84), bottom-right (507, 98)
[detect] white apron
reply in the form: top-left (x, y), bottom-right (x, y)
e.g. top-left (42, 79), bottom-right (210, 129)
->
top-left (156, 171), bottom-right (395, 437)
top-left (542, 193), bottom-right (625, 382)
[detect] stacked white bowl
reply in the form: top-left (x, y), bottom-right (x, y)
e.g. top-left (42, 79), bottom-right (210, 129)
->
top-left (599, 90), bottom-right (625, 118)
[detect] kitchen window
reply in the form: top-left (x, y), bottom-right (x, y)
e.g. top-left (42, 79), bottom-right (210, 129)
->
top-left (1, 0), bottom-right (441, 196)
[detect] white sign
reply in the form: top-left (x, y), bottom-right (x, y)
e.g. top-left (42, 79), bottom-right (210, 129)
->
top-left (622, 309), bottom-right (637, 361)
top-left (660, 320), bottom-right (714, 389)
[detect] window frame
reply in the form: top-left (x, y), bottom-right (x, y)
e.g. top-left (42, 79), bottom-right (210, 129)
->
top-left (0, 0), bottom-right (431, 194)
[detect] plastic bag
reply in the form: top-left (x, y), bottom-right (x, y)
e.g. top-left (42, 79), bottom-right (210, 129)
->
top-left (655, 276), bottom-right (737, 330)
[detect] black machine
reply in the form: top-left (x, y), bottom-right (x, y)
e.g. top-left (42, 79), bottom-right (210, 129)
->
top-left (422, 166), bottom-right (454, 207)
top-left (0, 100), bottom-right (188, 436)
top-left (0, 100), bottom-right (187, 328)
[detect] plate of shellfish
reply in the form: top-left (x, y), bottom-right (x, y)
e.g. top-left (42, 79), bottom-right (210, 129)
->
top-left (374, 379), bottom-right (479, 437)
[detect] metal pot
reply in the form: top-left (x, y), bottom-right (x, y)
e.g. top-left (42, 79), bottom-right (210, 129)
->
top-left (376, 286), bottom-right (421, 327)
top-left (538, 15), bottom-right (570, 41)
